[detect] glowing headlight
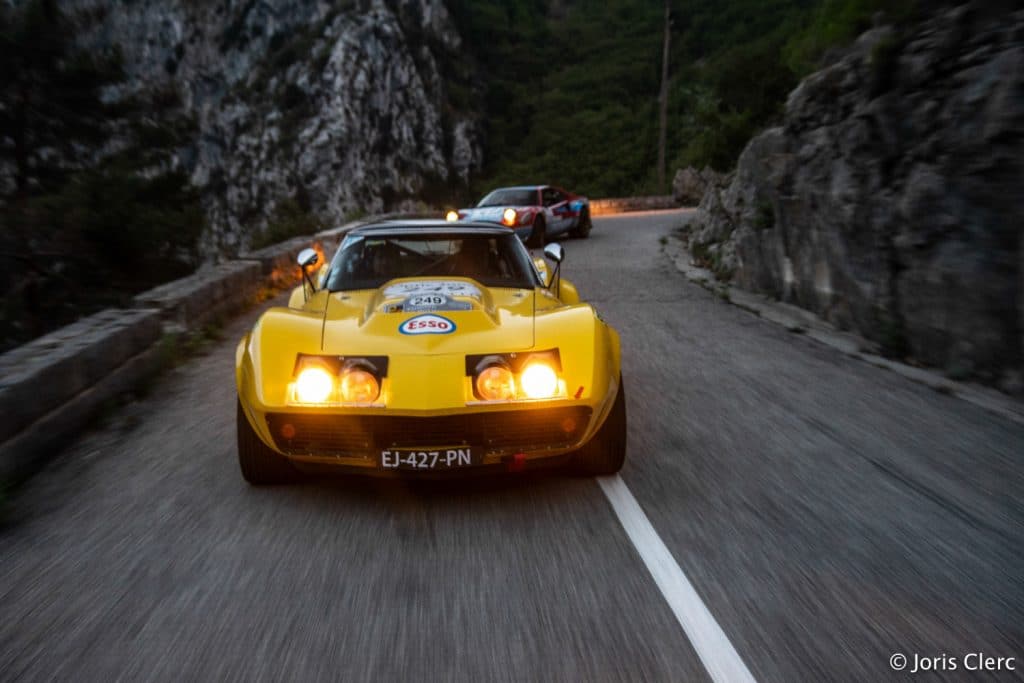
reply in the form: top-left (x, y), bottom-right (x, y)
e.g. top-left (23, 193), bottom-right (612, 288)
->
top-left (295, 366), bottom-right (334, 403)
top-left (445, 210), bottom-right (459, 222)
top-left (476, 365), bottom-right (516, 401)
top-left (339, 368), bottom-right (380, 403)
top-left (519, 362), bottom-right (559, 399)
top-left (502, 208), bottom-right (517, 226)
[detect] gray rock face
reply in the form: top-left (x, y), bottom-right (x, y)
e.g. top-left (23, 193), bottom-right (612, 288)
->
top-left (59, 0), bottom-right (482, 253)
top-left (688, 3), bottom-right (1024, 388)
top-left (671, 166), bottom-right (722, 205)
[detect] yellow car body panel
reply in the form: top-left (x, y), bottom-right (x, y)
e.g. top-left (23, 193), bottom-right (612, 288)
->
top-left (534, 256), bottom-right (581, 305)
top-left (236, 227), bottom-right (621, 473)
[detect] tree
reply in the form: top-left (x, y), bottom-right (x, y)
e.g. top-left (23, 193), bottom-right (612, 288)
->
top-left (657, 1), bottom-right (671, 191)
top-left (0, 1), bottom-right (122, 197)
top-left (0, 1), bottom-right (202, 352)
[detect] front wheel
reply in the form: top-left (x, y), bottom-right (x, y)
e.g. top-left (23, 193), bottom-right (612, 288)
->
top-left (572, 378), bottom-right (627, 475)
top-left (237, 400), bottom-right (297, 484)
top-left (527, 216), bottom-right (546, 248)
top-left (570, 207), bottom-right (592, 238)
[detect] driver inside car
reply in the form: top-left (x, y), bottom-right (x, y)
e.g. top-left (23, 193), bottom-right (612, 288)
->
top-left (447, 238), bottom-right (497, 280)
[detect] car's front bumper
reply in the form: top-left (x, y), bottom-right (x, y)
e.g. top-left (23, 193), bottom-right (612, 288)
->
top-left (289, 451), bottom-right (574, 478)
top-left (258, 404), bottom-right (594, 473)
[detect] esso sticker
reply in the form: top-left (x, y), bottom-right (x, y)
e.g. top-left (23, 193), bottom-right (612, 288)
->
top-left (399, 314), bottom-right (456, 335)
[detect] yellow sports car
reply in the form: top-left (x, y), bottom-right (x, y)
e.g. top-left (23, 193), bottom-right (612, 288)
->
top-left (235, 221), bottom-right (625, 483)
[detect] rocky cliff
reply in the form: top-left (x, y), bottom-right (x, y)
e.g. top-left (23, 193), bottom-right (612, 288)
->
top-left (58, 0), bottom-right (482, 253)
top-left (687, 3), bottom-right (1023, 390)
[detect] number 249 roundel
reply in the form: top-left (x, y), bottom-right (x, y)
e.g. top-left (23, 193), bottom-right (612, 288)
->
top-left (399, 314), bottom-right (456, 335)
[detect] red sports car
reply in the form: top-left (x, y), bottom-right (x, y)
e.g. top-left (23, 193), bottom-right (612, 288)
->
top-left (447, 185), bottom-right (592, 247)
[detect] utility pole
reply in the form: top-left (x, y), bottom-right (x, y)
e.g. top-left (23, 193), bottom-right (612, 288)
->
top-left (657, 1), bottom-right (671, 192)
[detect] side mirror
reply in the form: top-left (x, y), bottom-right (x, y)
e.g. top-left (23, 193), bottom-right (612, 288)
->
top-left (297, 248), bottom-right (319, 268)
top-left (543, 243), bottom-right (564, 264)
top-left (297, 247), bottom-right (319, 301)
top-left (543, 243), bottom-right (564, 296)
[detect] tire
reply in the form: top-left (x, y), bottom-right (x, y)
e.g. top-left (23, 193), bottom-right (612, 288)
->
top-left (570, 207), bottom-right (592, 238)
top-left (237, 400), bottom-right (297, 484)
top-left (573, 378), bottom-right (627, 475)
top-left (527, 216), bottom-right (546, 248)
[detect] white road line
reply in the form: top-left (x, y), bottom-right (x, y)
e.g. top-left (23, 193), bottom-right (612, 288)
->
top-left (597, 474), bottom-right (758, 683)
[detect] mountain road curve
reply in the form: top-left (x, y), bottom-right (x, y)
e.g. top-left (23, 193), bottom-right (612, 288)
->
top-left (2, 210), bottom-right (1022, 682)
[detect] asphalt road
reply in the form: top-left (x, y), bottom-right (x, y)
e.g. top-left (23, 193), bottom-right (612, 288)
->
top-left (2, 210), bottom-right (1022, 682)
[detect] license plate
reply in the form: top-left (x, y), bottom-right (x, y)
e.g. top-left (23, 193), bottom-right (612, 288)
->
top-left (381, 447), bottom-right (473, 470)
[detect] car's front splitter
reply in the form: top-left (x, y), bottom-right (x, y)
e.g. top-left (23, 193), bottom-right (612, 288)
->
top-left (288, 451), bottom-right (575, 478)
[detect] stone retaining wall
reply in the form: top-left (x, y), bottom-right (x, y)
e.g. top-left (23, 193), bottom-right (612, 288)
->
top-left (0, 219), bottom-right (366, 484)
top-left (134, 261), bottom-right (263, 332)
top-left (0, 308), bottom-right (163, 481)
top-left (590, 196), bottom-right (678, 216)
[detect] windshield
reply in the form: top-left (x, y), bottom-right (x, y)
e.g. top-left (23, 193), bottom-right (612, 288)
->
top-left (326, 232), bottom-right (540, 291)
top-left (477, 189), bottom-right (538, 207)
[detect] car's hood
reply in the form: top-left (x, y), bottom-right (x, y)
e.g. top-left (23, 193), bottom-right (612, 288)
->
top-left (460, 206), bottom-right (535, 222)
top-left (321, 277), bottom-right (536, 355)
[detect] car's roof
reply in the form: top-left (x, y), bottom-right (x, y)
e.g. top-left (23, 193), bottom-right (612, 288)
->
top-left (349, 220), bottom-right (514, 237)
top-left (486, 185), bottom-right (544, 191)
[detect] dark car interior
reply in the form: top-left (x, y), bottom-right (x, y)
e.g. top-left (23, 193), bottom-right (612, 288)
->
top-left (326, 232), bottom-right (539, 291)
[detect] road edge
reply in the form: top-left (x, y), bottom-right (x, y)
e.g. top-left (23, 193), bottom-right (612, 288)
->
top-left (663, 232), bottom-right (1024, 427)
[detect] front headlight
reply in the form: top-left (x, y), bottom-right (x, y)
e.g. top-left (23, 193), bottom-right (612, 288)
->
top-left (476, 364), bottom-right (516, 401)
top-left (445, 210), bottom-right (459, 222)
top-left (339, 367), bottom-right (380, 403)
top-left (502, 208), bottom-right (517, 226)
top-left (467, 350), bottom-right (565, 402)
top-left (289, 355), bottom-right (387, 405)
top-left (295, 366), bottom-right (335, 403)
top-left (519, 362), bottom-right (559, 399)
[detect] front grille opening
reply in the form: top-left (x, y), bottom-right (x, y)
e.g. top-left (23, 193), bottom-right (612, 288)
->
top-left (266, 407), bottom-right (592, 458)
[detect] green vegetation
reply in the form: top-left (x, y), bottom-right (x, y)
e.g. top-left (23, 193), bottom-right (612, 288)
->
top-left (167, 321), bottom-right (225, 364)
top-left (755, 199), bottom-right (777, 230)
top-left (0, 0), bottom-right (925, 353)
top-left (868, 28), bottom-right (903, 95)
top-left (876, 307), bottom-right (910, 359)
top-left (250, 196), bottom-right (327, 250)
top-left (448, 0), bottom-right (665, 197)
top-left (691, 240), bottom-right (734, 282)
top-left (450, 0), bottom-right (919, 198)
top-left (0, 480), bottom-right (8, 524)
top-left (133, 320), bottom-right (226, 403)
top-left (0, 1), bottom-right (204, 352)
